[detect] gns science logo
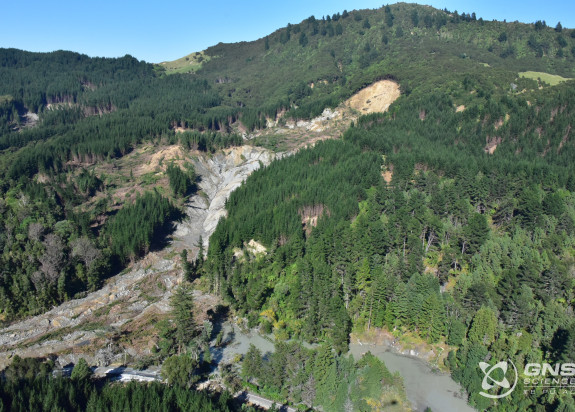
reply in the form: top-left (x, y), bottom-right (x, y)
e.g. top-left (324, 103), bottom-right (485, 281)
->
top-left (479, 360), bottom-right (575, 398)
top-left (478, 360), bottom-right (518, 399)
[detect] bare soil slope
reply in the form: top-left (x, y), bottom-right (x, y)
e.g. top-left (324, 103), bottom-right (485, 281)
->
top-left (247, 81), bottom-right (401, 151)
top-left (345, 80), bottom-right (401, 114)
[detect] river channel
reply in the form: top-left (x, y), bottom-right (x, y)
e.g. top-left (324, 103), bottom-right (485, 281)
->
top-left (348, 343), bottom-right (475, 412)
top-left (214, 322), bottom-right (475, 412)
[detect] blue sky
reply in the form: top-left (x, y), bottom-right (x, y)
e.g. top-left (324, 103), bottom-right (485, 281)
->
top-left (1, 1), bottom-right (573, 63)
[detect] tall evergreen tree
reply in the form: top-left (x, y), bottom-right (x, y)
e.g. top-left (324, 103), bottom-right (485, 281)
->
top-left (170, 282), bottom-right (196, 353)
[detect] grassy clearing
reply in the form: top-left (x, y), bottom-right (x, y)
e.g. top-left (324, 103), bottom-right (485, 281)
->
top-left (519, 71), bottom-right (573, 86)
top-left (159, 51), bottom-right (212, 74)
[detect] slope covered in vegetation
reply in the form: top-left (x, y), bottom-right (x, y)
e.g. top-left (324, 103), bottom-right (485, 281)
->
top-left (194, 5), bottom-right (575, 411)
top-left (204, 80), bottom-right (575, 410)
top-left (187, 3), bottom-right (575, 123)
top-left (0, 3), bottom-right (575, 411)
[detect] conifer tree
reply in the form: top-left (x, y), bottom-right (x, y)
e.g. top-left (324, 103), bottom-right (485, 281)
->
top-left (468, 306), bottom-right (497, 345)
top-left (420, 293), bottom-right (445, 342)
top-left (242, 344), bottom-right (264, 382)
top-left (170, 282), bottom-right (196, 353)
top-left (71, 358), bottom-right (92, 381)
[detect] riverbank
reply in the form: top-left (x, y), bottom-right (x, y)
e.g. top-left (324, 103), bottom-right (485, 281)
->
top-left (212, 321), bottom-right (474, 412)
top-left (348, 340), bottom-right (474, 412)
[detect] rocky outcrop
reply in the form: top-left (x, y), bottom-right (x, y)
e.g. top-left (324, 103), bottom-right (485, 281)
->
top-left (282, 108), bottom-right (342, 132)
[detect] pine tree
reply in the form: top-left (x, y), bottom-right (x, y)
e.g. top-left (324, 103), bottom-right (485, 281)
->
top-left (242, 344), bottom-right (263, 382)
top-left (197, 235), bottom-right (204, 261)
top-left (384, 6), bottom-right (394, 27)
top-left (167, 163), bottom-right (190, 198)
top-left (355, 257), bottom-right (371, 309)
top-left (71, 358), bottom-right (92, 381)
top-left (369, 264), bottom-right (387, 329)
top-left (161, 353), bottom-right (199, 388)
top-left (447, 319), bottom-right (467, 346)
top-left (202, 344), bottom-right (212, 365)
top-left (468, 306), bottom-right (497, 345)
top-left (419, 293), bottom-right (445, 342)
top-left (313, 344), bottom-right (335, 405)
top-left (392, 282), bottom-right (409, 328)
top-left (517, 186), bottom-right (543, 229)
top-left (463, 213), bottom-right (489, 255)
top-left (170, 282), bottom-right (196, 353)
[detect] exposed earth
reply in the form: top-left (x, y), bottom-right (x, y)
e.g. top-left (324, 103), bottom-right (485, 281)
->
top-left (0, 146), bottom-right (277, 370)
top-left (0, 81), bottom-right (401, 370)
top-left (346, 79), bottom-right (401, 114)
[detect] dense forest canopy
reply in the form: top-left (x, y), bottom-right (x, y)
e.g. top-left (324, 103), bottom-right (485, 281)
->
top-left (1, 3), bottom-right (575, 411)
top-left (0, 49), bottom-right (241, 318)
top-left (204, 81), bottom-right (575, 410)
top-left (0, 356), bottom-right (233, 412)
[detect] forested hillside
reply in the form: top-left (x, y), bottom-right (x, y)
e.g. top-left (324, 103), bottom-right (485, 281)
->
top-left (196, 7), bottom-right (575, 409)
top-left (1, 3), bottom-right (575, 411)
top-left (0, 49), bottom-right (242, 318)
top-left (188, 3), bottom-right (575, 122)
top-left (204, 80), bottom-right (575, 410)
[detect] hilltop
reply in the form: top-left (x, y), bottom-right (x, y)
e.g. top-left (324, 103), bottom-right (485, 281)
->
top-left (165, 3), bottom-right (574, 112)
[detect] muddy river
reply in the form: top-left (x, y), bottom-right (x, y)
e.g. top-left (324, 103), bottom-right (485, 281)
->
top-left (215, 323), bottom-right (475, 412)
